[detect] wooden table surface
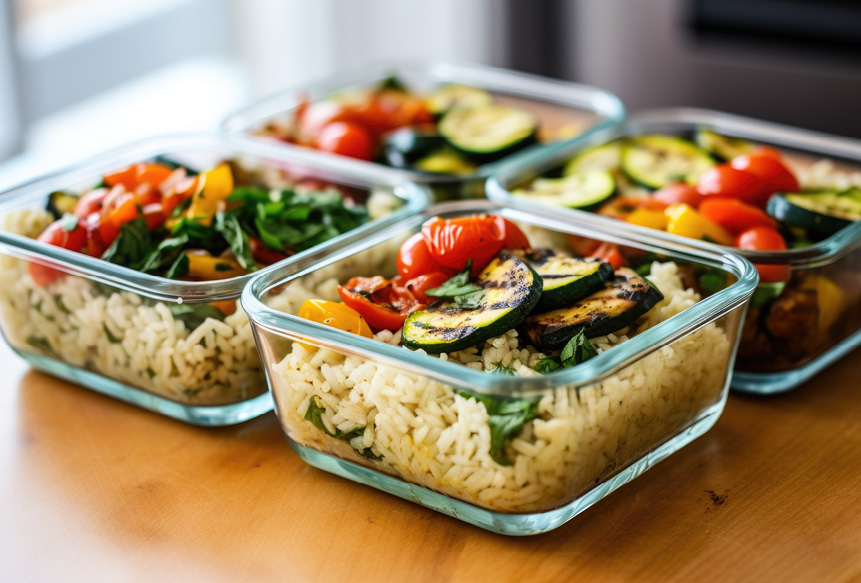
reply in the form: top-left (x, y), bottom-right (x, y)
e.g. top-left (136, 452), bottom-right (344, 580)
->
top-left (1, 339), bottom-right (860, 583)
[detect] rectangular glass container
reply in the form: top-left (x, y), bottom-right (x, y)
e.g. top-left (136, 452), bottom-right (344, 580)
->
top-left (487, 108), bottom-right (861, 394)
top-left (0, 135), bottom-right (427, 425)
top-left (241, 200), bottom-right (756, 534)
top-left (220, 61), bottom-right (625, 200)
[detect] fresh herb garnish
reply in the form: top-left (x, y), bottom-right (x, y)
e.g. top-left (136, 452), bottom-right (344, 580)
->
top-left (456, 391), bottom-right (541, 466)
top-left (426, 261), bottom-right (483, 299)
top-left (698, 270), bottom-right (728, 295)
top-left (751, 281), bottom-right (787, 307)
top-left (532, 329), bottom-right (598, 373)
top-left (214, 212), bottom-right (256, 271)
top-left (304, 396), bottom-right (381, 460)
top-left (103, 325), bottom-right (122, 344)
top-left (214, 262), bottom-right (235, 272)
top-left (168, 304), bottom-right (226, 330)
top-left (26, 335), bottom-right (56, 355)
top-left (102, 218), bottom-right (151, 269)
top-left (54, 295), bottom-right (71, 314)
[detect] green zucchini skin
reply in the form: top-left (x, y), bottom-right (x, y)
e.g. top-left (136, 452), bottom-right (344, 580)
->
top-left (425, 84), bottom-right (493, 118)
top-left (522, 268), bottom-right (664, 350)
top-left (621, 135), bottom-right (715, 189)
top-left (438, 104), bottom-right (538, 163)
top-left (767, 191), bottom-right (861, 236)
top-left (381, 128), bottom-right (448, 169)
top-left (402, 253), bottom-right (542, 354)
top-left (512, 170), bottom-right (616, 210)
top-left (525, 249), bottom-right (614, 311)
top-left (694, 129), bottom-right (754, 162)
top-left (563, 141), bottom-right (622, 176)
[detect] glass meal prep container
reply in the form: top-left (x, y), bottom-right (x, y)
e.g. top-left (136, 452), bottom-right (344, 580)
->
top-left (0, 134), bottom-right (427, 425)
top-left (242, 200), bottom-right (756, 535)
top-left (220, 61), bottom-right (625, 200)
top-left (487, 108), bottom-right (861, 394)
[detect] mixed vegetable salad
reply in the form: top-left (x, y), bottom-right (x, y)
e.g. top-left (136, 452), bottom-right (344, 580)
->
top-left (511, 130), bottom-right (861, 372)
top-left (258, 76), bottom-right (560, 176)
top-left (297, 214), bottom-right (665, 373)
top-left (32, 160), bottom-right (369, 297)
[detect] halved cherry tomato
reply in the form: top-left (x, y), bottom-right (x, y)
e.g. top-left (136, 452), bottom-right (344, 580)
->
top-left (142, 203), bottom-right (166, 230)
top-left (74, 188), bottom-right (109, 218)
top-left (699, 198), bottom-right (776, 234)
top-left (298, 299), bottom-right (373, 338)
top-left (28, 221), bottom-right (88, 285)
top-left (588, 242), bottom-right (624, 270)
top-left (696, 165), bottom-right (767, 206)
top-left (396, 233), bottom-right (451, 279)
top-left (598, 197), bottom-right (667, 220)
top-left (651, 183), bottom-right (705, 208)
top-left (421, 215), bottom-right (507, 274)
top-left (338, 276), bottom-right (424, 331)
top-left (162, 175), bottom-right (201, 215)
top-left (730, 152), bottom-right (799, 199)
top-left (249, 236), bottom-right (290, 266)
top-left (568, 235), bottom-right (602, 257)
top-left (401, 271), bottom-right (451, 304)
top-left (98, 191), bottom-right (140, 245)
top-left (104, 163), bottom-right (172, 192)
top-left (735, 226), bottom-right (790, 283)
top-left (316, 121), bottom-right (374, 161)
top-left (502, 219), bottom-right (530, 250)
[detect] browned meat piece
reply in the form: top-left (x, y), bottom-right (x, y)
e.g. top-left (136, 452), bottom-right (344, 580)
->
top-left (765, 288), bottom-right (819, 359)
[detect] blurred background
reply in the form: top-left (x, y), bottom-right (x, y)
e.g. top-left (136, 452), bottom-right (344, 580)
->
top-left (2, 0), bottom-right (861, 186)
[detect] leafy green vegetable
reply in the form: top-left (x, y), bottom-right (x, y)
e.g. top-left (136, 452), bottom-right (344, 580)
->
top-left (214, 212), bottom-right (257, 271)
top-left (168, 303), bottom-right (226, 330)
top-left (751, 281), bottom-right (787, 307)
top-left (145, 366), bottom-right (157, 379)
top-left (426, 261), bottom-right (483, 298)
top-left (378, 74), bottom-right (407, 92)
top-left (304, 396), bottom-right (381, 460)
top-left (532, 330), bottom-right (597, 373)
top-left (103, 325), bottom-right (122, 344)
top-left (102, 218), bottom-right (152, 269)
top-left (699, 270), bottom-right (728, 295)
top-left (456, 391), bottom-right (541, 466)
top-left (139, 235), bottom-right (188, 275)
top-left (533, 357), bottom-right (561, 374)
top-left (54, 295), bottom-right (71, 314)
top-left (26, 335), bottom-right (56, 355)
top-left (165, 252), bottom-right (189, 279)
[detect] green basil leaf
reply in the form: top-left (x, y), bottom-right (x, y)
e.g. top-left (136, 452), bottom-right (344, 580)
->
top-left (101, 218), bottom-right (152, 270)
top-left (560, 329), bottom-right (598, 368)
top-left (426, 260), bottom-right (483, 299)
top-left (456, 391), bottom-right (541, 466)
top-left (168, 304), bottom-right (226, 330)
top-left (214, 212), bottom-right (257, 271)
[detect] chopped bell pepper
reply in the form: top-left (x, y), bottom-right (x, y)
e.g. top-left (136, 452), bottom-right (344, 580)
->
top-left (664, 204), bottom-right (733, 246)
top-left (185, 164), bottom-right (234, 226)
top-left (626, 208), bottom-right (669, 231)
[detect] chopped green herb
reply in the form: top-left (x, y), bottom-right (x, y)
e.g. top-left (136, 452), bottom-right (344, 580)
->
top-left (751, 281), bottom-right (787, 308)
top-left (102, 218), bottom-right (151, 269)
top-left (168, 304), bottom-right (226, 330)
top-left (491, 362), bottom-right (516, 376)
top-left (214, 212), bottom-right (257, 271)
top-left (165, 252), bottom-right (189, 279)
top-left (54, 295), bottom-right (71, 314)
top-left (304, 396), bottom-right (381, 460)
top-left (145, 366), bottom-right (156, 379)
top-left (26, 336), bottom-right (55, 355)
top-left (533, 357), bottom-right (561, 374)
top-left (699, 270), bottom-right (728, 295)
top-left (426, 261), bottom-right (483, 298)
top-left (214, 262), bottom-right (235, 272)
top-left (560, 329), bottom-right (598, 367)
top-left (457, 391), bottom-right (541, 466)
top-left (103, 325), bottom-right (122, 344)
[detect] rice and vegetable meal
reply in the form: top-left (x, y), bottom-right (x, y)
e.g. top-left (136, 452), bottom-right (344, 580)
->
top-left (509, 130), bottom-right (861, 374)
top-left (266, 214), bottom-right (733, 512)
top-left (0, 158), bottom-right (379, 405)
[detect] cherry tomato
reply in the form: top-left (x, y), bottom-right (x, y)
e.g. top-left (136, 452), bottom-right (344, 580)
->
top-left (397, 233), bottom-right (451, 279)
top-left (338, 276), bottom-right (424, 331)
top-left (248, 236), bottom-right (290, 266)
top-left (696, 165), bottom-right (768, 206)
top-left (316, 121), bottom-right (374, 161)
top-left (80, 212), bottom-right (107, 257)
top-left (568, 235), bottom-right (602, 257)
top-left (74, 188), bottom-right (109, 218)
top-left (421, 215), bottom-right (507, 274)
top-left (753, 146), bottom-right (783, 161)
top-left (298, 299), bottom-right (373, 339)
top-left (502, 219), bottom-right (531, 250)
top-left (141, 203), bottom-right (166, 230)
top-left (588, 242), bottom-right (624, 270)
top-left (699, 198), bottom-right (776, 234)
top-left (651, 183), bottom-right (705, 208)
top-left (735, 226), bottom-right (790, 283)
top-left (730, 153), bottom-right (799, 199)
top-left (28, 220), bottom-right (88, 285)
top-left (401, 271), bottom-right (451, 304)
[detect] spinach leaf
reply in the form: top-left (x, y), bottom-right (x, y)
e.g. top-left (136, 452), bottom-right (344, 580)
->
top-left (698, 270), bottom-right (728, 295)
top-left (168, 303), bottom-right (226, 330)
top-left (426, 261), bottom-right (483, 299)
top-left (165, 252), bottom-right (189, 279)
top-left (751, 281), bottom-right (787, 308)
top-left (170, 217), bottom-right (225, 254)
top-left (457, 391), bottom-right (541, 466)
top-left (533, 357), bottom-right (561, 374)
top-left (560, 329), bottom-right (598, 367)
top-left (101, 218), bottom-right (152, 270)
top-left (304, 396), bottom-right (381, 460)
top-left (214, 212), bottom-right (257, 271)
top-left (140, 235), bottom-right (189, 275)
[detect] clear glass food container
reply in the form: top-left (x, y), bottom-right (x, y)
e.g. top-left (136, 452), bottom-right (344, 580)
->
top-left (487, 108), bottom-right (861, 394)
top-left (220, 61), bottom-right (625, 200)
top-left (242, 200), bottom-right (756, 535)
top-left (0, 135), bottom-right (427, 425)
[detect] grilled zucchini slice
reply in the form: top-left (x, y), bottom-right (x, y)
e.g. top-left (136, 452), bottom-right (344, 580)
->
top-left (439, 104), bottom-right (538, 162)
top-left (512, 170), bottom-right (616, 210)
top-left (694, 129), bottom-right (754, 162)
top-left (563, 141), bottom-right (622, 176)
top-left (525, 249), bottom-right (614, 311)
top-left (381, 128), bottom-right (447, 169)
top-left (621, 135), bottom-right (715, 189)
top-left (425, 84), bottom-right (493, 117)
top-left (402, 253), bottom-right (542, 354)
top-left (522, 268), bottom-right (663, 350)
top-left (767, 189), bottom-right (861, 236)
top-left (46, 191), bottom-right (79, 219)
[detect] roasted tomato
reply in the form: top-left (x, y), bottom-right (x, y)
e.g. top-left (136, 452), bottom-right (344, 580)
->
top-left (316, 121), bottom-right (374, 161)
top-left (696, 165), bottom-right (768, 206)
top-left (401, 272), bottom-right (451, 304)
top-left (338, 276), bottom-right (424, 331)
top-left (651, 183), bottom-right (705, 208)
top-left (735, 226), bottom-right (790, 283)
top-left (730, 152), bottom-right (799, 198)
top-left (28, 220), bottom-right (88, 285)
top-left (699, 197), bottom-right (776, 234)
top-left (396, 233), bottom-right (452, 279)
top-left (420, 215), bottom-right (509, 274)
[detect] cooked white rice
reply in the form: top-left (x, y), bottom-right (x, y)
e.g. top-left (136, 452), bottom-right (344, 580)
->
top-left (269, 260), bottom-right (732, 513)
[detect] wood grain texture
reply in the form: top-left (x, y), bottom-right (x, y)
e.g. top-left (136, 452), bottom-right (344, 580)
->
top-left (1, 339), bottom-right (859, 583)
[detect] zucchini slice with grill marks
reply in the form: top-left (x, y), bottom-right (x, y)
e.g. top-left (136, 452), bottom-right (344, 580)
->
top-left (425, 85), bottom-right (493, 117)
top-left (563, 141), bottom-right (622, 176)
top-left (522, 268), bottom-right (663, 350)
top-left (767, 190), bottom-right (861, 236)
top-left (621, 135), bottom-right (715, 189)
top-left (46, 191), bottom-right (79, 219)
top-left (439, 104), bottom-right (538, 162)
top-left (512, 170), bottom-right (616, 210)
top-left (525, 249), bottom-right (614, 311)
top-left (694, 129), bottom-right (754, 162)
top-left (402, 253), bottom-right (542, 354)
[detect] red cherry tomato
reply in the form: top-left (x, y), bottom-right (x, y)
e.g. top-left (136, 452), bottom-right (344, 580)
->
top-left (651, 183), bottom-right (705, 208)
top-left (568, 235), bottom-right (602, 257)
top-left (697, 165), bottom-right (768, 206)
top-left (142, 203), bottom-right (167, 230)
top-left (730, 153), bottom-right (799, 199)
top-left (316, 121), bottom-right (374, 161)
top-left (28, 220), bottom-right (88, 285)
top-left (338, 276), bottom-right (424, 331)
top-left (74, 188), bottom-right (109, 218)
top-left (98, 191), bottom-right (141, 246)
top-left (401, 271), bottom-right (451, 304)
top-left (501, 219), bottom-right (531, 250)
top-left (421, 215), bottom-right (508, 274)
top-left (396, 233), bottom-right (452, 279)
top-left (588, 242), bottom-right (624, 270)
top-left (735, 226), bottom-right (790, 283)
top-left (699, 198), bottom-right (776, 234)
top-left (753, 146), bottom-right (783, 161)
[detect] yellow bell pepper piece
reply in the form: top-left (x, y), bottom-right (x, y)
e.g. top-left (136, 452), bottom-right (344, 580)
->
top-left (185, 163), bottom-right (234, 226)
top-left (626, 208), bottom-right (669, 231)
top-left (664, 204), bottom-right (733, 245)
top-left (800, 275), bottom-right (846, 333)
top-left (298, 299), bottom-right (373, 338)
top-left (185, 251), bottom-right (245, 280)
